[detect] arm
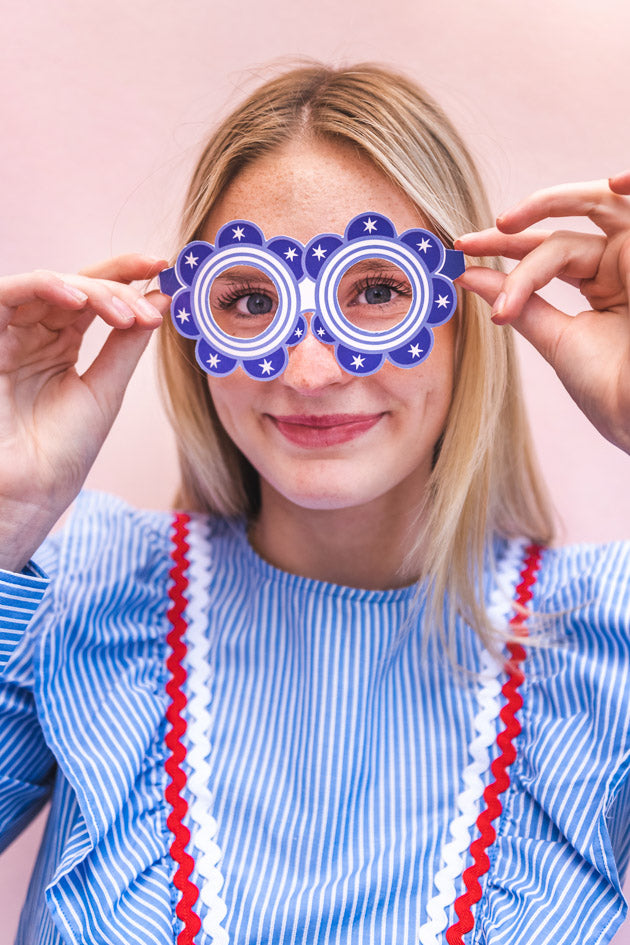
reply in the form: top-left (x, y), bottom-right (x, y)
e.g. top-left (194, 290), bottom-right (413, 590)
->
top-left (454, 173), bottom-right (630, 455)
top-left (0, 556), bottom-right (54, 852)
top-left (0, 256), bottom-right (168, 571)
top-left (0, 254), bottom-right (168, 847)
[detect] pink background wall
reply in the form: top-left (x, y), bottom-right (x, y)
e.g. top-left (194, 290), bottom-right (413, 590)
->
top-left (1, 0), bottom-right (629, 940)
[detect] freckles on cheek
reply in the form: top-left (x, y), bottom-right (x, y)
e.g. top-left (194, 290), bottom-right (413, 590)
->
top-left (207, 379), bottom-right (255, 429)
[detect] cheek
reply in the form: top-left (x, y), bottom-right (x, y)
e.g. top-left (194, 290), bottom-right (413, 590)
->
top-left (423, 324), bottom-right (456, 407)
top-left (387, 329), bottom-right (455, 418)
top-left (207, 375), bottom-right (275, 467)
top-left (207, 377), bottom-right (253, 436)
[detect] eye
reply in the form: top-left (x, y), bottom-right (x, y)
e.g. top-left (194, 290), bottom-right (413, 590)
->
top-left (358, 284), bottom-right (395, 305)
top-left (351, 276), bottom-right (412, 308)
top-left (336, 262), bottom-right (414, 333)
top-left (234, 292), bottom-right (274, 316)
top-left (209, 266), bottom-right (280, 339)
top-left (210, 267), bottom-right (279, 321)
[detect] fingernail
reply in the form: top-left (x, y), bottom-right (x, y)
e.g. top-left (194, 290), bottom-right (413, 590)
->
top-left (63, 284), bottom-right (88, 303)
top-left (111, 296), bottom-right (136, 323)
top-left (134, 296), bottom-right (163, 322)
top-left (491, 292), bottom-right (507, 319)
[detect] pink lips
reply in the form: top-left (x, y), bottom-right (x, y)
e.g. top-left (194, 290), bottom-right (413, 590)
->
top-left (268, 412), bottom-right (384, 447)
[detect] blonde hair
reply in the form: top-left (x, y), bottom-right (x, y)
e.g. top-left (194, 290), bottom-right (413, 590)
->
top-left (158, 62), bottom-right (555, 653)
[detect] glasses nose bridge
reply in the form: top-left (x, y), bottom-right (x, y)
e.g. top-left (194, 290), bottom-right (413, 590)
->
top-left (281, 278), bottom-right (345, 387)
top-left (296, 276), bottom-right (317, 332)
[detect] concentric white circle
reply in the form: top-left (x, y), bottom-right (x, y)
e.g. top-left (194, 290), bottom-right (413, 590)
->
top-left (316, 240), bottom-right (431, 351)
top-left (192, 246), bottom-right (298, 359)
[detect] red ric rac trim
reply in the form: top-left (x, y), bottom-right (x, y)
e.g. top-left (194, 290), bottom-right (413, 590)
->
top-left (165, 513), bottom-right (201, 944)
top-left (446, 543), bottom-right (543, 945)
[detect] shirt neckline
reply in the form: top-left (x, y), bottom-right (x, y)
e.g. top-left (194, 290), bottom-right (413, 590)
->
top-left (215, 515), bottom-right (422, 605)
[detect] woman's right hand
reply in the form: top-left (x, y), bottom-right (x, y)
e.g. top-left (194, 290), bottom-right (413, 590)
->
top-left (0, 254), bottom-right (169, 571)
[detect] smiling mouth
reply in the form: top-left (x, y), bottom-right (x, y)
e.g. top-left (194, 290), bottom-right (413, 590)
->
top-left (267, 412), bottom-right (385, 447)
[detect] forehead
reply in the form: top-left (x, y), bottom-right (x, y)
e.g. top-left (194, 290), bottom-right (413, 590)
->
top-left (203, 137), bottom-right (426, 246)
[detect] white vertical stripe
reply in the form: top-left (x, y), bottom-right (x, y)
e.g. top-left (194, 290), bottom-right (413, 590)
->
top-left (0, 494), bottom-right (629, 945)
top-left (182, 517), bottom-right (228, 944)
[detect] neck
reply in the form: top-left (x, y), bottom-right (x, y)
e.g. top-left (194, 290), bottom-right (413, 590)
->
top-left (249, 480), bottom-right (427, 590)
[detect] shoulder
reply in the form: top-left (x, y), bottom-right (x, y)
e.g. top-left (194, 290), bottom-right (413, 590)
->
top-left (519, 540), bottom-right (630, 827)
top-left (38, 492), bottom-right (244, 630)
top-left (532, 539), bottom-right (630, 641)
top-left (28, 491), bottom-right (184, 637)
top-left (52, 488), bottom-right (172, 564)
top-left (484, 541), bottom-right (630, 938)
top-left (41, 490), bottom-right (174, 597)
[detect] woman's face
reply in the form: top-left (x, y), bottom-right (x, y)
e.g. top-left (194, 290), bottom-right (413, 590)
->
top-left (203, 137), bottom-right (455, 514)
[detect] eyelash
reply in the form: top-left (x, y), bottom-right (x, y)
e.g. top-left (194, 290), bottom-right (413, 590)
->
top-left (214, 275), bottom-right (411, 311)
top-left (352, 275), bottom-right (413, 299)
top-left (215, 283), bottom-right (276, 310)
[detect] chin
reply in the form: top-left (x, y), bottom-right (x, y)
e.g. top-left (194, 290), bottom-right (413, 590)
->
top-left (262, 460), bottom-right (413, 513)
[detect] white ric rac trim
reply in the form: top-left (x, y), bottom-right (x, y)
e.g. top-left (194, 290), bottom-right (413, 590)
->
top-left (417, 538), bottom-right (528, 945)
top-left (183, 516), bottom-right (229, 944)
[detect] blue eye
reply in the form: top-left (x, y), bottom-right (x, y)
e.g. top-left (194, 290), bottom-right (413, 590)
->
top-left (244, 293), bottom-right (273, 315)
top-left (363, 284), bottom-right (393, 304)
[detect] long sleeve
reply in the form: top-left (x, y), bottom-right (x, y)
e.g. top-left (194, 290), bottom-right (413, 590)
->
top-left (0, 548), bottom-right (58, 853)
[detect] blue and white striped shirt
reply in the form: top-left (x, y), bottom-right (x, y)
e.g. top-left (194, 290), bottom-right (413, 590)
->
top-left (0, 490), bottom-right (629, 945)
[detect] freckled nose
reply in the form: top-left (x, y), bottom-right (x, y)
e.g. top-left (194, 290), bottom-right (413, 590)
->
top-left (281, 314), bottom-right (345, 392)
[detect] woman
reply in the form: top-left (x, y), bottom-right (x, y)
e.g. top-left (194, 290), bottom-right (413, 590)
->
top-left (0, 65), bottom-right (628, 945)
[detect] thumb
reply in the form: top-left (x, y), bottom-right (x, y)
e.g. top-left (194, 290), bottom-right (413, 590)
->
top-left (457, 266), bottom-right (572, 367)
top-left (609, 171), bottom-right (630, 196)
top-left (81, 325), bottom-right (155, 418)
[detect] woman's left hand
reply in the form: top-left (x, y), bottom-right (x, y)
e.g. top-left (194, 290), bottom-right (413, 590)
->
top-left (454, 172), bottom-right (630, 455)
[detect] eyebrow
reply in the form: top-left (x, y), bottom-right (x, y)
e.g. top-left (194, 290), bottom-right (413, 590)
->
top-left (213, 267), bottom-right (277, 283)
top-left (340, 259), bottom-right (407, 277)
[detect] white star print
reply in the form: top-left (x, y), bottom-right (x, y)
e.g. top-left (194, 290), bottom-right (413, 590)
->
top-left (363, 217), bottom-right (378, 233)
top-left (176, 308), bottom-right (190, 323)
top-left (184, 252), bottom-right (198, 268)
top-left (207, 353), bottom-right (220, 369)
top-left (317, 327), bottom-right (326, 337)
top-left (351, 354), bottom-right (365, 370)
top-left (294, 327), bottom-right (303, 338)
top-left (232, 226), bottom-right (245, 241)
top-left (417, 238), bottom-right (432, 253)
top-left (408, 343), bottom-right (423, 358)
top-left (259, 359), bottom-right (273, 375)
top-left (312, 244), bottom-right (327, 260)
top-left (284, 247), bottom-right (298, 261)
top-left (436, 294), bottom-right (449, 309)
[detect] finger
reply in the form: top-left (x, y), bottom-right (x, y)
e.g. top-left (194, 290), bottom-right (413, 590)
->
top-left (493, 233), bottom-right (606, 321)
top-left (457, 231), bottom-right (606, 318)
top-left (10, 272), bottom-right (166, 336)
top-left (80, 325), bottom-right (154, 417)
top-left (10, 276), bottom-right (139, 332)
top-left (455, 227), bottom-right (551, 259)
top-left (53, 276), bottom-right (165, 330)
top-left (458, 266), bottom-right (574, 368)
top-left (455, 229), bottom-right (607, 290)
top-left (609, 171), bottom-right (630, 196)
top-left (496, 180), bottom-right (630, 237)
top-left (455, 229), bottom-right (585, 291)
top-left (79, 254), bottom-right (168, 283)
top-left (0, 271), bottom-right (88, 329)
top-left (144, 287), bottom-right (172, 316)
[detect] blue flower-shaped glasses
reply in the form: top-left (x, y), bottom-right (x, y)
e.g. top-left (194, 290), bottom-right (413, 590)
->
top-left (159, 212), bottom-right (465, 380)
